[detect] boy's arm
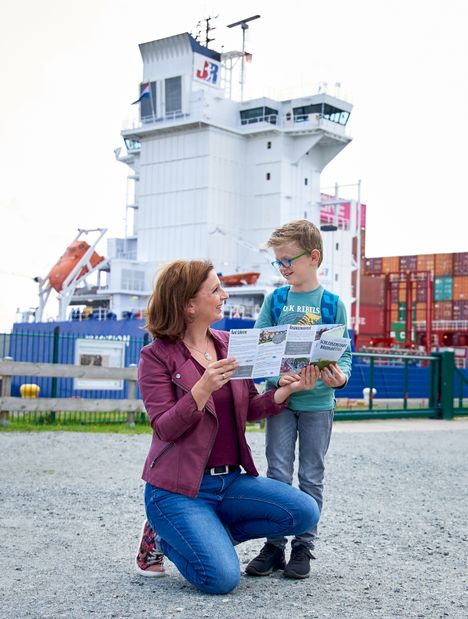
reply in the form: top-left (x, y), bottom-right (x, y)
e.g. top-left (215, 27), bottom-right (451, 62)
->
top-left (254, 292), bottom-right (274, 328)
top-left (334, 300), bottom-right (352, 388)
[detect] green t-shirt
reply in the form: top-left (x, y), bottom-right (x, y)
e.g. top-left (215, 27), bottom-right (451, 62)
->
top-left (255, 285), bottom-right (352, 412)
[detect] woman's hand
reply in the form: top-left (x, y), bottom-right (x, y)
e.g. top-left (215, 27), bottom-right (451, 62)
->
top-left (274, 364), bottom-right (321, 404)
top-left (191, 358), bottom-right (238, 410)
top-left (320, 363), bottom-right (347, 388)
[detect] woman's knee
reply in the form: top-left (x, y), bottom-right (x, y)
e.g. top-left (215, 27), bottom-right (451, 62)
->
top-left (291, 491), bottom-right (320, 533)
top-left (198, 562), bottom-right (240, 595)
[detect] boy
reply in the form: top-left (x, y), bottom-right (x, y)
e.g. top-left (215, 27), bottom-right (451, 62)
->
top-left (245, 219), bottom-right (352, 580)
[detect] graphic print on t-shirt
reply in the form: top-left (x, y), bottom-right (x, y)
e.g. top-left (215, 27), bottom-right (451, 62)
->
top-left (280, 304), bottom-right (321, 326)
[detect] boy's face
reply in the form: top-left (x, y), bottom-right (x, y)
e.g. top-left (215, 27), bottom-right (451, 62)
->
top-left (273, 242), bottom-right (320, 286)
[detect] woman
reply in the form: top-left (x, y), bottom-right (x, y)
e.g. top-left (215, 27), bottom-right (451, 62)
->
top-left (138, 259), bottom-right (320, 594)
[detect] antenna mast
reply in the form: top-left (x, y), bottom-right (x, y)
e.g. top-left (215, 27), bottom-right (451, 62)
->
top-left (227, 14), bottom-right (260, 101)
top-left (204, 15), bottom-right (218, 48)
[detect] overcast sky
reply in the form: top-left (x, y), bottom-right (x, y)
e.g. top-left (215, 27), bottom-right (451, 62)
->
top-left (1, 0), bottom-right (467, 330)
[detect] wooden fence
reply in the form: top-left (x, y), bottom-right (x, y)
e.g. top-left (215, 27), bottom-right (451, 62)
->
top-left (0, 360), bottom-right (144, 426)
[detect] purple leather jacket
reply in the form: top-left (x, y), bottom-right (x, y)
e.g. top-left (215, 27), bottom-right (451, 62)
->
top-left (139, 329), bottom-right (286, 498)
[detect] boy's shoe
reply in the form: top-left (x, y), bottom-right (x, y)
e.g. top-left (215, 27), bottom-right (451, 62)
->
top-left (245, 543), bottom-right (286, 576)
top-left (135, 520), bottom-right (166, 577)
top-left (283, 544), bottom-right (314, 579)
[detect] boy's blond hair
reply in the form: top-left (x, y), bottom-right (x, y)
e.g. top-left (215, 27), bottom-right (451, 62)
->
top-left (268, 220), bottom-right (323, 267)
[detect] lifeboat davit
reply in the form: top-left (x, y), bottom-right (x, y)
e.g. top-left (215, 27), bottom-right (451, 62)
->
top-left (219, 272), bottom-right (261, 286)
top-left (48, 241), bottom-right (105, 292)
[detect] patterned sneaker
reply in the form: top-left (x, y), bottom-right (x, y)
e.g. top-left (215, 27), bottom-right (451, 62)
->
top-left (284, 544), bottom-right (314, 579)
top-left (245, 543), bottom-right (286, 576)
top-left (135, 520), bottom-right (166, 577)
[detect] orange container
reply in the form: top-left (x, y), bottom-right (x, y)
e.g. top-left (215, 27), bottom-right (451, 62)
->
top-left (381, 256), bottom-right (400, 274)
top-left (417, 254), bottom-right (434, 273)
top-left (415, 303), bottom-right (427, 321)
top-left (452, 275), bottom-right (468, 300)
top-left (434, 253), bottom-right (453, 277)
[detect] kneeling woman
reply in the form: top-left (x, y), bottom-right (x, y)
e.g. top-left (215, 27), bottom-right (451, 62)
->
top-left (139, 259), bottom-right (319, 594)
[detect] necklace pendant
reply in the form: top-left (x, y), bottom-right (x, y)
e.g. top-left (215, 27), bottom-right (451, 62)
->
top-left (204, 352), bottom-right (212, 361)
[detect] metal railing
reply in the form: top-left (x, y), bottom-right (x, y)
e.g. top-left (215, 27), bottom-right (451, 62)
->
top-left (335, 350), bottom-right (467, 421)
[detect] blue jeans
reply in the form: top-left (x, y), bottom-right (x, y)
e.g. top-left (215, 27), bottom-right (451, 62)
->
top-left (145, 470), bottom-right (319, 594)
top-left (266, 408), bottom-right (334, 550)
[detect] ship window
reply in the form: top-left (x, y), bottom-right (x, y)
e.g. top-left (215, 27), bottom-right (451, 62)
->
top-left (165, 76), bottom-right (182, 115)
top-left (266, 172), bottom-right (271, 180)
top-left (304, 178), bottom-right (308, 186)
top-left (122, 269), bottom-right (145, 292)
top-left (124, 138), bottom-right (141, 151)
top-left (293, 103), bottom-right (350, 125)
top-left (140, 81), bottom-right (157, 122)
top-left (240, 106), bottom-right (278, 125)
top-left (267, 141), bottom-right (271, 149)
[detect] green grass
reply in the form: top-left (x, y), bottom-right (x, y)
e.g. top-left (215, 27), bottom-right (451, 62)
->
top-left (0, 420), bottom-right (266, 434)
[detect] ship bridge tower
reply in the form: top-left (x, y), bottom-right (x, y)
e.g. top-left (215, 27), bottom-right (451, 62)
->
top-left (109, 31), bottom-right (353, 319)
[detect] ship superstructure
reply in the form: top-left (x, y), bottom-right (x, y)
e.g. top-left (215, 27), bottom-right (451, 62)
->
top-left (105, 31), bottom-right (355, 319)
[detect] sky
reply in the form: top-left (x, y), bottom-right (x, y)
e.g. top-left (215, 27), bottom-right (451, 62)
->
top-left (1, 0), bottom-right (467, 331)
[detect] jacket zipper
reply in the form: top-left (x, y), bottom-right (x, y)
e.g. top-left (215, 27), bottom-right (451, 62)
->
top-left (150, 442), bottom-right (174, 468)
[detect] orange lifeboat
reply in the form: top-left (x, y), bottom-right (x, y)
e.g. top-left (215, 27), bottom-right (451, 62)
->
top-left (48, 241), bottom-right (105, 292)
top-left (219, 272), bottom-right (261, 286)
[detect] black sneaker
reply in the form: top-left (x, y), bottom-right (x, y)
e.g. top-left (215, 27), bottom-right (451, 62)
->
top-left (245, 543), bottom-right (286, 576)
top-left (284, 544), bottom-right (314, 579)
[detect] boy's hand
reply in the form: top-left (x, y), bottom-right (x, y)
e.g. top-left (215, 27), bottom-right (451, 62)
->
top-left (320, 363), bottom-right (347, 388)
top-left (279, 365), bottom-right (321, 393)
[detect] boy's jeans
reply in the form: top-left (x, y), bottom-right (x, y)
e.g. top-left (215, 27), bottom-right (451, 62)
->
top-left (265, 407), bottom-right (334, 550)
top-left (145, 470), bottom-right (319, 594)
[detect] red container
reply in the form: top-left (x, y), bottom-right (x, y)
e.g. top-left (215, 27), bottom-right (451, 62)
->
top-left (416, 280), bottom-right (428, 302)
top-left (399, 255), bottom-right (417, 271)
top-left (360, 275), bottom-right (386, 306)
top-left (359, 304), bottom-right (385, 335)
top-left (453, 300), bottom-right (468, 320)
top-left (434, 301), bottom-right (453, 321)
top-left (363, 257), bottom-right (382, 274)
top-left (453, 252), bottom-right (468, 276)
top-left (434, 253), bottom-right (453, 277)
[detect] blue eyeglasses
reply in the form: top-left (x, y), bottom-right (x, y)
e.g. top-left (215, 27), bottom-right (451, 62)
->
top-left (271, 251), bottom-right (307, 270)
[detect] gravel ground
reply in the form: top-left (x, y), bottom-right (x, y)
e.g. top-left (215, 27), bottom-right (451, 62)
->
top-left (1, 420), bottom-right (467, 619)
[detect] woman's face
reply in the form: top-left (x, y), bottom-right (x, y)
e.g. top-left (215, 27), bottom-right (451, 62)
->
top-left (189, 269), bottom-right (229, 324)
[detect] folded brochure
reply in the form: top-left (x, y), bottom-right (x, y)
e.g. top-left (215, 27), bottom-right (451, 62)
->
top-left (227, 323), bottom-right (350, 380)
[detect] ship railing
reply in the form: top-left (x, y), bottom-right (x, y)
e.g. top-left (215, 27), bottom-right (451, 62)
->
top-left (414, 319), bottom-right (468, 330)
top-left (122, 110), bottom-right (192, 131)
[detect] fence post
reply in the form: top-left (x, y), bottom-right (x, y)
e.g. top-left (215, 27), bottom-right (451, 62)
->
top-left (439, 351), bottom-right (454, 420)
top-left (127, 364), bottom-right (137, 428)
top-left (49, 327), bottom-right (60, 423)
top-left (0, 356), bottom-right (13, 426)
top-left (428, 356), bottom-right (439, 410)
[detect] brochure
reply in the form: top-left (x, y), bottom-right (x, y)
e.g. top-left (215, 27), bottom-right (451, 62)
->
top-left (227, 323), bottom-right (350, 380)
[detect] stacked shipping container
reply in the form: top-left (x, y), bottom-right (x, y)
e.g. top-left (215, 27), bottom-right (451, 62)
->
top-left (355, 251), bottom-right (468, 348)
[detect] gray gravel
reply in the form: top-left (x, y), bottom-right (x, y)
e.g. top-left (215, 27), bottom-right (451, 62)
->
top-left (1, 421), bottom-right (467, 619)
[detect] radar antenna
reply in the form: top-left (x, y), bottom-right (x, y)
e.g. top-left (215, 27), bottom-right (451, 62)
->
top-left (227, 15), bottom-right (260, 101)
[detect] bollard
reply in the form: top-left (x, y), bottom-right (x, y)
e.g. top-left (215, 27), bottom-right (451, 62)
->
top-left (20, 384), bottom-right (41, 398)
